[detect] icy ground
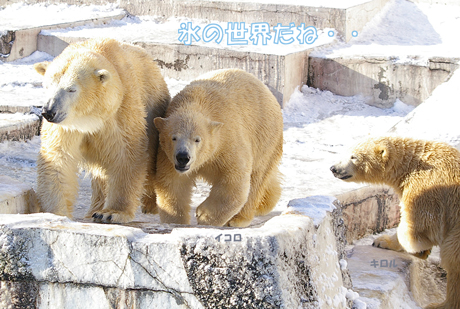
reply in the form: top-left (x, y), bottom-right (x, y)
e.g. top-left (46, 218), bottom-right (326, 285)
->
top-left (0, 51), bottom-right (414, 224)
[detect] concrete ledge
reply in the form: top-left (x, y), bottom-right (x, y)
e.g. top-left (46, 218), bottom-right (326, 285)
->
top-left (348, 237), bottom-right (446, 308)
top-left (335, 186), bottom-right (400, 244)
top-left (0, 196), bottom-right (352, 308)
top-left (119, 0), bottom-right (389, 42)
top-left (0, 11), bottom-right (126, 62)
top-left (0, 175), bottom-right (39, 214)
top-left (0, 113), bottom-right (40, 142)
top-left (307, 56), bottom-right (460, 108)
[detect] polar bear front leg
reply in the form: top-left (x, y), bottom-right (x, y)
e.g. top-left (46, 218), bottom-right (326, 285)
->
top-left (196, 173), bottom-right (251, 227)
top-left (91, 159), bottom-right (147, 224)
top-left (373, 218), bottom-right (433, 259)
top-left (36, 147), bottom-right (80, 218)
top-left (155, 155), bottom-right (194, 224)
top-left (85, 174), bottom-right (107, 218)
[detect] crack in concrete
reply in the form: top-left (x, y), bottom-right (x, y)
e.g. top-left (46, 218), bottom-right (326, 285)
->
top-left (129, 247), bottom-right (195, 308)
top-left (116, 252), bottom-right (130, 286)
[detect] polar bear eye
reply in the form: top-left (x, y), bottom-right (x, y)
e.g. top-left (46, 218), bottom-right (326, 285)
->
top-left (172, 137), bottom-right (177, 142)
top-left (66, 87), bottom-right (77, 93)
top-left (195, 137), bottom-right (201, 143)
top-left (351, 155), bottom-right (358, 160)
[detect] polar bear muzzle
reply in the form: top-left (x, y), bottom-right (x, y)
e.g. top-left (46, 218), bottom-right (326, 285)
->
top-left (42, 95), bottom-right (67, 123)
top-left (175, 151), bottom-right (191, 173)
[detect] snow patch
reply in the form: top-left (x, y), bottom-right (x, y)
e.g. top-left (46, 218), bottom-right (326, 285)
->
top-left (0, 3), bottom-right (125, 30)
top-left (283, 195), bottom-right (336, 225)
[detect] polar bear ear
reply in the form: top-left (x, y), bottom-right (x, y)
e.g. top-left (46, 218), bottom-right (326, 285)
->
top-left (154, 117), bottom-right (167, 131)
top-left (376, 144), bottom-right (390, 163)
top-left (34, 61), bottom-right (50, 76)
top-left (95, 69), bottom-right (111, 84)
top-left (210, 121), bottom-right (223, 133)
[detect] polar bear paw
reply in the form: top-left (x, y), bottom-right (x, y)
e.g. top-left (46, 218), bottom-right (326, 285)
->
top-left (91, 211), bottom-right (134, 224)
top-left (372, 234), bottom-right (403, 252)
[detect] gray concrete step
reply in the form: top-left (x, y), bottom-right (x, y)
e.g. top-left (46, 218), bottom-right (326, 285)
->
top-left (0, 175), bottom-right (39, 214)
top-left (307, 55), bottom-right (459, 108)
top-left (118, 0), bottom-right (389, 42)
top-left (348, 236), bottom-right (446, 308)
top-left (0, 4), bottom-right (126, 61)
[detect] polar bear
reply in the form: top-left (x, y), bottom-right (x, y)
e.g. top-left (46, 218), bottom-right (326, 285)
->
top-left (34, 38), bottom-right (170, 223)
top-left (331, 136), bottom-right (460, 309)
top-left (153, 69), bottom-right (283, 227)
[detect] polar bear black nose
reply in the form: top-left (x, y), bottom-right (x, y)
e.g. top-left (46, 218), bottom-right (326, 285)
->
top-left (176, 152), bottom-right (190, 166)
top-left (42, 109), bottom-right (56, 122)
top-left (330, 166), bottom-right (337, 174)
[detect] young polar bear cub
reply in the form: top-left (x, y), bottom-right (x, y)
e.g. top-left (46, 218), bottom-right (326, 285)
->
top-left (34, 38), bottom-right (170, 223)
top-left (154, 69), bottom-right (283, 227)
top-left (331, 136), bottom-right (460, 309)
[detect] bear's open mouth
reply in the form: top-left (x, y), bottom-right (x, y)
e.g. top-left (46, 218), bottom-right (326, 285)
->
top-left (175, 165), bottom-right (190, 173)
top-left (339, 175), bottom-right (352, 180)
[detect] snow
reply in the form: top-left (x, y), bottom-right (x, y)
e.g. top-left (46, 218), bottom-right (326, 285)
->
top-left (0, 113), bottom-right (38, 128)
top-left (389, 68), bottom-right (460, 148)
top-left (0, 3), bottom-right (125, 30)
top-left (283, 196), bottom-right (337, 226)
top-left (0, 51), bottom-right (53, 108)
top-left (311, 0), bottom-right (460, 62)
top-left (0, 175), bottom-right (31, 202)
top-left (339, 259), bottom-right (348, 270)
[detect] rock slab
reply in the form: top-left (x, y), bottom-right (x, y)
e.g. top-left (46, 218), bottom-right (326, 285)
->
top-left (0, 196), bottom-right (351, 309)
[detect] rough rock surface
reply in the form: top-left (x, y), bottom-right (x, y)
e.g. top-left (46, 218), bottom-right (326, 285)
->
top-left (0, 196), bottom-right (351, 309)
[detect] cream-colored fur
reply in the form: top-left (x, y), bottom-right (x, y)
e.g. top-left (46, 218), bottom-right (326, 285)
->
top-left (35, 38), bottom-right (170, 223)
top-left (331, 136), bottom-right (460, 309)
top-left (154, 69), bottom-right (283, 227)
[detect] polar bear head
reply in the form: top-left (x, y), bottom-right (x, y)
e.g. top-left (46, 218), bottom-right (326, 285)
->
top-left (34, 49), bottom-right (122, 133)
top-left (154, 111), bottom-right (223, 174)
top-left (330, 137), bottom-right (393, 184)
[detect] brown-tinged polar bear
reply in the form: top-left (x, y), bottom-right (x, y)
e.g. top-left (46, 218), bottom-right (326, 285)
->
top-left (154, 69), bottom-right (283, 227)
top-left (331, 136), bottom-right (460, 309)
top-left (34, 38), bottom-right (170, 223)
